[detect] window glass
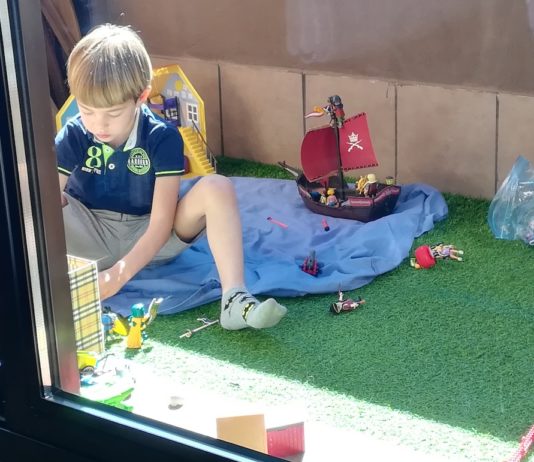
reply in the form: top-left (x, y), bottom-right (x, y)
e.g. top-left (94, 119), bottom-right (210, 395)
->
top-left (9, 1), bottom-right (531, 461)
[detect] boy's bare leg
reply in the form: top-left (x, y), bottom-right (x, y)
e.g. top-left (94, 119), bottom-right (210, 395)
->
top-left (174, 175), bottom-right (286, 330)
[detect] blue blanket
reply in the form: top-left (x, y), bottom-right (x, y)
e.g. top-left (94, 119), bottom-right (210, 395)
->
top-left (105, 177), bottom-right (448, 316)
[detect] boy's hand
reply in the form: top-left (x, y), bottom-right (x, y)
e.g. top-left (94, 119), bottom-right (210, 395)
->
top-left (98, 261), bottom-right (128, 301)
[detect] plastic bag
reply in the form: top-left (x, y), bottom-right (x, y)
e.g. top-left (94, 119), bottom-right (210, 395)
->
top-left (488, 155), bottom-right (534, 246)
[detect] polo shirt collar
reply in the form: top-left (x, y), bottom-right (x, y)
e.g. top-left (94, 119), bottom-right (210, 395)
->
top-left (123, 107), bottom-right (142, 151)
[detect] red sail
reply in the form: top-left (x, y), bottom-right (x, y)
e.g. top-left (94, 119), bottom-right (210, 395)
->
top-left (301, 112), bottom-right (378, 182)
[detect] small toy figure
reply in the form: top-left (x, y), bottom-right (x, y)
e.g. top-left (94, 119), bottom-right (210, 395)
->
top-left (356, 175), bottom-right (367, 195)
top-left (326, 188), bottom-right (338, 207)
top-left (102, 306), bottom-right (130, 340)
top-left (125, 298), bottom-right (161, 349)
top-left (330, 289), bottom-right (365, 314)
top-left (101, 312), bottom-right (115, 339)
top-left (148, 95), bottom-right (181, 127)
top-left (304, 95), bottom-right (344, 128)
top-left (431, 243), bottom-right (464, 261)
top-left (320, 188), bottom-right (327, 204)
top-left (385, 176), bottom-right (395, 186)
top-left (310, 190), bottom-right (322, 202)
top-left (410, 244), bottom-right (464, 269)
top-left (363, 173), bottom-right (378, 197)
top-left (163, 96), bottom-right (181, 127)
top-left (301, 250), bottom-right (319, 276)
top-left (126, 304), bottom-right (147, 349)
top-left (328, 95), bottom-right (345, 128)
top-left (519, 218), bottom-right (534, 246)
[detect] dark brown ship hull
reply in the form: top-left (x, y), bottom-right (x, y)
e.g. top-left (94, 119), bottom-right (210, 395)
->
top-left (295, 171), bottom-right (400, 223)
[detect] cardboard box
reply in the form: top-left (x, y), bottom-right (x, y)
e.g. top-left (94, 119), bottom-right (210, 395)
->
top-left (67, 255), bottom-right (104, 354)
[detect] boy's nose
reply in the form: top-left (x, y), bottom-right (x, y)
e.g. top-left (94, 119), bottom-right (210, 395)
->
top-left (96, 119), bottom-right (109, 131)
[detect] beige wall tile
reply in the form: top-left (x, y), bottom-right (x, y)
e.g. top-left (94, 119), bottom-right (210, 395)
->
top-left (220, 63), bottom-right (303, 166)
top-left (497, 93), bottom-right (534, 188)
top-left (305, 74), bottom-right (395, 183)
top-left (398, 85), bottom-right (496, 198)
top-left (151, 55), bottom-right (222, 155)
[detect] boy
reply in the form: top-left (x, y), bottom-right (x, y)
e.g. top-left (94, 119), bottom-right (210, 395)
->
top-left (55, 24), bottom-right (286, 330)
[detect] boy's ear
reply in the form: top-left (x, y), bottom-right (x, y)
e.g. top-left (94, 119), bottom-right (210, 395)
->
top-left (138, 86), bottom-right (152, 104)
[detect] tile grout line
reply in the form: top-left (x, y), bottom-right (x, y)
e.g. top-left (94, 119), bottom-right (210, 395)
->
top-left (302, 73), bottom-right (306, 136)
top-left (494, 94), bottom-right (499, 194)
top-left (218, 63), bottom-right (224, 156)
top-left (394, 84), bottom-right (398, 181)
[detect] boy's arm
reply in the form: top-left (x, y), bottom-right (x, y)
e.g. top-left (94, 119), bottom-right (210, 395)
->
top-left (59, 173), bottom-right (68, 207)
top-left (98, 176), bottom-right (180, 300)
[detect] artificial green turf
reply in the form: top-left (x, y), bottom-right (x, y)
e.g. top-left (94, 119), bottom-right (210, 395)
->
top-left (144, 157), bottom-right (534, 445)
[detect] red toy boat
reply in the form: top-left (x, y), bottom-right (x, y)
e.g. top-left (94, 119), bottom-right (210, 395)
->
top-left (280, 95), bottom-right (401, 223)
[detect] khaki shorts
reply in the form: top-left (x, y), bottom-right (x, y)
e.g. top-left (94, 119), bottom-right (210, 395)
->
top-left (62, 193), bottom-right (202, 270)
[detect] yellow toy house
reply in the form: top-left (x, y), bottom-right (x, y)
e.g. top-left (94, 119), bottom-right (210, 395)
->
top-left (55, 64), bottom-right (216, 178)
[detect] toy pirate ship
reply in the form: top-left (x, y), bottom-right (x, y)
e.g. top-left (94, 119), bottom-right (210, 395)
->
top-left (280, 95), bottom-right (401, 222)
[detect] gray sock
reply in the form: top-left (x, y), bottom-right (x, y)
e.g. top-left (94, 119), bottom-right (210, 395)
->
top-left (220, 287), bottom-right (287, 331)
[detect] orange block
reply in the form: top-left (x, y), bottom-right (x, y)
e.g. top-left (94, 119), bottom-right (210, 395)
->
top-left (216, 414), bottom-right (267, 453)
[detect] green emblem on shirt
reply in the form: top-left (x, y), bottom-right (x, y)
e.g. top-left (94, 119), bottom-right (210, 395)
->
top-left (127, 148), bottom-right (151, 175)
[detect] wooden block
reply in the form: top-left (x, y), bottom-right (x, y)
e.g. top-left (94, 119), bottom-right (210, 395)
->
top-left (216, 414), bottom-right (267, 453)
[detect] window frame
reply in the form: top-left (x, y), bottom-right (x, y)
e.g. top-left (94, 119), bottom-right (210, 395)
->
top-left (187, 102), bottom-right (199, 124)
top-left (0, 2), bottom-right (276, 461)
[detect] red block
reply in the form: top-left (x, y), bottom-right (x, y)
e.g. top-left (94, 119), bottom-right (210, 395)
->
top-left (267, 421), bottom-right (305, 458)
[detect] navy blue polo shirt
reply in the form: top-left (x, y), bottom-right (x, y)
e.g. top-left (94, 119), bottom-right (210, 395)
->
top-left (55, 104), bottom-right (184, 215)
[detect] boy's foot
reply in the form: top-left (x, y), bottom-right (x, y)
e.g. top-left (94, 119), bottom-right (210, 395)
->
top-left (220, 287), bottom-right (287, 330)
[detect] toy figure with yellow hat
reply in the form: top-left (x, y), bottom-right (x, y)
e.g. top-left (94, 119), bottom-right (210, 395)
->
top-left (363, 173), bottom-right (378, 197)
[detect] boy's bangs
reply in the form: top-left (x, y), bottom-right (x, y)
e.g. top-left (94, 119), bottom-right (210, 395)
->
top-left (73, 79), bottom-right (129, 108)
top-left (70, 52), bottom-right (147, 107)
top-left (71, 64), bottom-right (138, 107)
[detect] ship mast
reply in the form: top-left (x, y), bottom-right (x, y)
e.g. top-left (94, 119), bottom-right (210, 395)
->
top-left (327, 95), bottom-right (346, 201)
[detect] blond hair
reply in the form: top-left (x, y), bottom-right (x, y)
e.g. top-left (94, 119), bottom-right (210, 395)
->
top-left (67, 24), bottom-right (152, 107)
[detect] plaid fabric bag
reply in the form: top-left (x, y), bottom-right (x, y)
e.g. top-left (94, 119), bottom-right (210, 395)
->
top-left (67, 255), bottom-right (104, 353)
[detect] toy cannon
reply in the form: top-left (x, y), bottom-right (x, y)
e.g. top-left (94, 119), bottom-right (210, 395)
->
top-left (301, 250), bottom-right (319, 276)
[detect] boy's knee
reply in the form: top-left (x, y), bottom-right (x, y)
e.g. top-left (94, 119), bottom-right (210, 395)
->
top-left (200, 174), bottom-right (234, 194)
